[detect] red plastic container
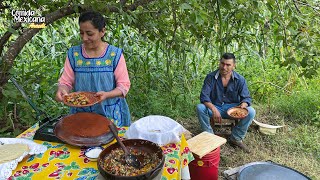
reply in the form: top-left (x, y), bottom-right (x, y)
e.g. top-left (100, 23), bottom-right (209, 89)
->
top-left (189, 147), bottom-right (220, 180)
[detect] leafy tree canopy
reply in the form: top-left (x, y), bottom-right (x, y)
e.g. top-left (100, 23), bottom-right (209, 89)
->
top-left (0, 0), bottom-right (319, 100)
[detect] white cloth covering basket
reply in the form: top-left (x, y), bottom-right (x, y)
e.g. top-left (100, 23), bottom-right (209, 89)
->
top-left (0, 138), bottom-right (47, 180)
top-left (124, 115), bottom-right (187, 146)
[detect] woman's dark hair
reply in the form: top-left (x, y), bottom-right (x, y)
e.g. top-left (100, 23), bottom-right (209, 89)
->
top-left (79, 11), bottom-right (106, 31)
top-left (220, 53), bottom-right (236, 63)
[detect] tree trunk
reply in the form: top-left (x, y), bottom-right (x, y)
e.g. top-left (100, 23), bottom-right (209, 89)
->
top-left (0, 0), bottom-right (155, 101)
top-left (0, 5), bottom-right (77, 101)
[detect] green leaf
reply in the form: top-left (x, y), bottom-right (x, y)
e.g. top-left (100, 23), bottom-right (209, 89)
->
top-left (27, 172), bottom-right (34, 178)
top-left (180, 3), bottom-right (192, 10)
top-left (78, 168), bottom-right (90, 176)
top-left (8, 28), bottom-right (19, 35)
top-left (64, 166), bottom-right (72, 170)
top-left (48, 156), bottom-right (54, 161)
top-left (0, 126), bottom-right (10, 133)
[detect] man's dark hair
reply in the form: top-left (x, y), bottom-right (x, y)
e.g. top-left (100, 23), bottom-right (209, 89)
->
top-left (220, 53), bottom-right (236, 63)
top-left (79, 11), bottom-right (106, 32)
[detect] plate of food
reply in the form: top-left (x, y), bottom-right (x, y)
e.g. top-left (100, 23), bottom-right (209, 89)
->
top-left (63, 91), bottom-right (102, 107)
top-left (227, 107), bottom-right (249, 119)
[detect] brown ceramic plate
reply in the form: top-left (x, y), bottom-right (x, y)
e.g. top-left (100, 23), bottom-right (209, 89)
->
top-left (63, 92), bottom-right (102, 107)
top-left (54, 112), bottom-right (116, 147)
top-left (227, 107), bottom-right (249, 119)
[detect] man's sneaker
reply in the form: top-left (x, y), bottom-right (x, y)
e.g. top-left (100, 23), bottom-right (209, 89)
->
top-left (228, 137), bottom-right (250, 153)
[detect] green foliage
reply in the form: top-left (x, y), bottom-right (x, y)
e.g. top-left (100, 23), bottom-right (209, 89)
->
top-left (0, 0), bottom-right (319, 135)
top-left (311, 107), bottom-right (320, 127)
top-left (0, 18), bottom-right (77, 129)
top-left (286, 125), bottom-right (320, 160)
top-left (269, 89), bottom-right (320, 124)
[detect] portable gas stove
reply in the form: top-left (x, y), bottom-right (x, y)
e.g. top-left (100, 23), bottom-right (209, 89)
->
top-left (33, 115), bottom-right (64, 143)
top-left (11, 77), bottom-right (64, 143)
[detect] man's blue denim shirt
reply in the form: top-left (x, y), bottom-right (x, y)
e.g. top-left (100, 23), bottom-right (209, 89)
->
top-left (200, 70), bottom-right (252, 106)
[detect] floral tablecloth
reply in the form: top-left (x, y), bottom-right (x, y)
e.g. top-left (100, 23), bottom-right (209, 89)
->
top-left (9, 123), bottom-right (194, 180)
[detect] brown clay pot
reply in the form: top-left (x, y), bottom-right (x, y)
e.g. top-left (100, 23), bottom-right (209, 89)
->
top-left (98, 139), bottom-right (165, 180)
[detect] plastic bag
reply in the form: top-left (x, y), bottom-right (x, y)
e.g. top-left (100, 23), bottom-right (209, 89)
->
top-left (124, 115), bottom-right (187, 146)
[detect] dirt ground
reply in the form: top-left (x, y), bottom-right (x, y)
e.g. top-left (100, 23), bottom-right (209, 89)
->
top-left (176, 116), bottom-right (320, 180)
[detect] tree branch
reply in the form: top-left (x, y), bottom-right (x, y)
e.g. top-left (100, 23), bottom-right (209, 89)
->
top-left (0, 1), bottom-right (157, 100)
top-left (120, 0), bottom-right (127, 6)
top-left (292, 0), bottom-right (301, 13)
top-left (294, 0), bottom-right (320, 15)
top-left (0, 5), bottom-right (80, 94)
top-left (0, 23), bottom-right (22, 56)
top-left (2, 5), bottom-right (77, 69)
top-left (107, 0), bottom-right (156, 12)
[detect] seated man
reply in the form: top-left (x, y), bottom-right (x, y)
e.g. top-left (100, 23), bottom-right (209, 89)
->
top-left (196, 53), bottom-right (255, 153)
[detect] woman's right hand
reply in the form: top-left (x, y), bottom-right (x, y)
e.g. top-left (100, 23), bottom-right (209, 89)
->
top-left (55, 85), bottom-right (69, 102)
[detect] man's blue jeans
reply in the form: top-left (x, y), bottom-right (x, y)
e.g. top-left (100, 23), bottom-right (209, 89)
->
top-left (196, 103), bottom-right (256, 141)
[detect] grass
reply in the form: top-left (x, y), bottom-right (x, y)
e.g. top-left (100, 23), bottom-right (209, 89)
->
top-left (220, 127), bottom-right (320, 179)
top-left (177, 104), bottom-right (320, 180)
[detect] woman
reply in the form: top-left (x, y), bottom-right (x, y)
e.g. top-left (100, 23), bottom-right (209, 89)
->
top-left (55, 11), bottom-right (131, 126)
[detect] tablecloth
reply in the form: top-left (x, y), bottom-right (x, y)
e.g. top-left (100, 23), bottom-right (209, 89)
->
top-left (8, 123), bottom-right (194, 180)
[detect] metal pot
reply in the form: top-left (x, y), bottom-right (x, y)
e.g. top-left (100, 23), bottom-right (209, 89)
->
top-left (237, 161), bottom-right (311, 180)
top-left (98, 139), bottom-right (165, 180)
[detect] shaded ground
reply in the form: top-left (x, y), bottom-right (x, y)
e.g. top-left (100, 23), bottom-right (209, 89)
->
top-left (176, 114), bottom-right (320, 180)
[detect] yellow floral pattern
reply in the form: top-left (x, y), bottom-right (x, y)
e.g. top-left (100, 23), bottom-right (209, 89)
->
top-left (105, 59), bottom-right (111, 65)
top-left (73, 49), bottom-right (116, 67)
top-left (13, 125), bottom-right (194, 180)
top-left (77, 60), bottom-right (83, 66)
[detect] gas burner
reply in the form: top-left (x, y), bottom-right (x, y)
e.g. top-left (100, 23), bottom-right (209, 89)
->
top-left (33, 116), bottom-right (64, 143)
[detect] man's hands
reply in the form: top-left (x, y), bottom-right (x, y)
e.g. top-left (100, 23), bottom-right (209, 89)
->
top-left (204, 102), bottom-right (248, 128)
top-left (210, 107), bottom-right (222, 124)
top-left (204, 102), bottom-right (222, 126)
top-left (239, 102), bottom-right (248, 109)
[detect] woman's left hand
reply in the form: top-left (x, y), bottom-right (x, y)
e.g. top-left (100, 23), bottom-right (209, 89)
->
top-left (95, 91), bottom-right (109, 101)
top-left (95, 89), bottom-right (123, 101)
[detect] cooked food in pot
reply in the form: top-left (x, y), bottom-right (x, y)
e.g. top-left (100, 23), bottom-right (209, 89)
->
top-left (65, 93), bottom-right (90, 105)
top-left (100, 147), bottom-right (161, 176)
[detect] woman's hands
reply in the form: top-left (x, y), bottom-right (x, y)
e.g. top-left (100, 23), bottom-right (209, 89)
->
top-left (95, 91), bottom-right (110, 101)
top-left (55, 85), bottom-right (69, 102)
top-left (55, 88), bottom-right (123, 103)
top-left (95, 89), bottom-right (123, 101)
